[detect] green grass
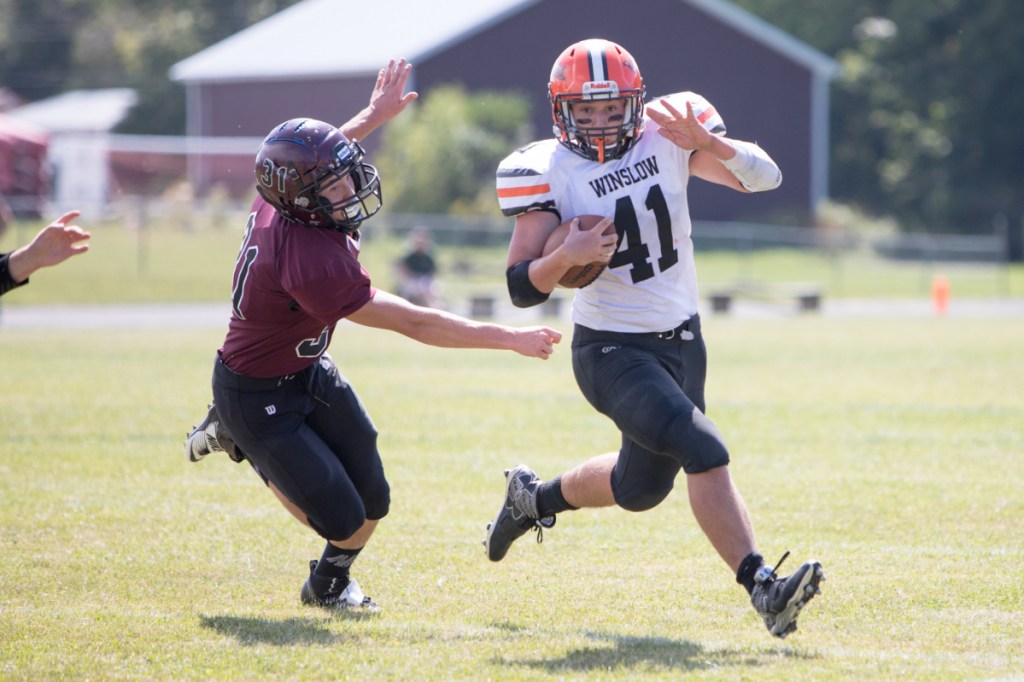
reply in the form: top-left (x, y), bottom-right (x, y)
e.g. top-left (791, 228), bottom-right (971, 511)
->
top-left (2, 312), bottom-right (1022, 680)
top-left (1, 213), bottom-right (1021, 305)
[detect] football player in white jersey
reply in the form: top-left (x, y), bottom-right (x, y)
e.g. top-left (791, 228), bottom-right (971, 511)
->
top-left (485, 38), bottom-right (824, 638)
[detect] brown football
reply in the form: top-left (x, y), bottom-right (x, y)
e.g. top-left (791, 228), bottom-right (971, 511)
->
top-left (541, 215), bottom-right (616, 288)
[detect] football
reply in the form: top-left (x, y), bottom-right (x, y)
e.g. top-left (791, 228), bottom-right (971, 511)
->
top-left (541, 214), bottom-right (616, 288)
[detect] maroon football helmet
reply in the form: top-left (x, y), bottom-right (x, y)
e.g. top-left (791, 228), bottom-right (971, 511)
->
top-left (254, 118), bottom-right (382, 232)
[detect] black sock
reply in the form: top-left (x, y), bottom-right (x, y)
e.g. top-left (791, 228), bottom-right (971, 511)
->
top-left (536, 476), bottom-right (577, 518)
top-left (313, 543), bottom-right (362, 581)
top-left (736, 552), bottom-right (765, 595)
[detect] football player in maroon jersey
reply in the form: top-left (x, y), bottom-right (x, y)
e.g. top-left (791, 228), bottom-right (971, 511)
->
top-left (185, 60), bottom-right (561, 611)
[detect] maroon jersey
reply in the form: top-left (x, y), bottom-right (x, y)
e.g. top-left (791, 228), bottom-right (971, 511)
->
top-left (219, 197), bottom-right (374, 378)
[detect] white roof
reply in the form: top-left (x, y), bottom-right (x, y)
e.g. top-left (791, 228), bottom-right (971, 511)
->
top-left (170, 0), bottom-right (538, 83)
top-left (7, 89), bottom-right (138, 133)
top-left (170, 0), bottom-right (836, 84)
top-left (0, 113), bottom-right (49, 144)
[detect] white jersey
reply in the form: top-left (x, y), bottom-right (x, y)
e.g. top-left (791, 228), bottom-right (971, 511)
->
top-left (496, 92), bottom-right (726, 333)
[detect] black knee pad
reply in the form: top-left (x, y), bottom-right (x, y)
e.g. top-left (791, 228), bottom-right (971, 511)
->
top-left (609, 448), bottom-right (680, 512)
top-left (655, 410), bottom-right (730, 474)
top-left (309, 506), bottom-right (366, 542)
top-left (613, 477), bottom-right (675, 512)
top-left (361, 481), bottom-right (391, 521)
top-left (311, 479), bottom-right (391, 541)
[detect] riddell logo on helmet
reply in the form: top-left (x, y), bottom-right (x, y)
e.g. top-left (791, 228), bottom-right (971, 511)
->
top-left (583, 81), bottom-right (620, 97)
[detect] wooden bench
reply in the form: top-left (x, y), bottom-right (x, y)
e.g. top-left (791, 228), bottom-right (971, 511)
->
top-left (707, 282), bottom-right (823, 314)
top-left (540, 295), bottom-right (564, 318)
top-left (467, 292), bottom-right (565, 319)
top-left (469, 295), bottom-right (496, 319)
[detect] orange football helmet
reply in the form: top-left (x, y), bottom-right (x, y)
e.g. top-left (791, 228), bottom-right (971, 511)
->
top-left (548, 39), bottom-right (646, 163)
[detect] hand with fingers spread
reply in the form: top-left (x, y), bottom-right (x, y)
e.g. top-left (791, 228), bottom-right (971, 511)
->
top-left (647, 98), bottom-right (715, 153)
top-left (2, 210), bottom-right (90, 294)
top-left (342, 58), bottom-right (419, 141)
top-left (367, 58), bottom-right (419, 122)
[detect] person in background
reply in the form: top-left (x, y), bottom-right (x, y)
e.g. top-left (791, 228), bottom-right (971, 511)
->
top-left (395, 225), bottom-right (440, 307)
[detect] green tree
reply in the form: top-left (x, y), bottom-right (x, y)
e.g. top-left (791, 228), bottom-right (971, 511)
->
top-left (375, 85), bottom-right (534, 215)
top-left (733, 0), bottom-right (1024, 234)
top-left (0, 0), bottom-right (91, 100)
top-left (0, 0), bottom-right (302, 133)
top-left (5, 0), bottom-right (1022, 233)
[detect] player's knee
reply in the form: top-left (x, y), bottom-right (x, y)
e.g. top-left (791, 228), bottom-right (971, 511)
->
top-left (361, 479), bottom-right (391, 521)
top-left (682, 450), bottom-right (729, 474)
top-left (678, 434), bottom-right (729, 474)
top-left (310, 474), bottom-right (390, 540)
top-left (310, 503), bottom-right (367, 541)
top-left (613, 478), bottom-right (675, 512)
top-left (656, 411), bottom-right (730, 474)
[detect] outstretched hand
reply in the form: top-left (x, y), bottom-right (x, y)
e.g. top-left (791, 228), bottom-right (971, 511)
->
top-left (367, 58), bottom-right (419, 124)
top-left (514, 325), bottom-right (563, 360)
top-left (8, 210), bottom-right (90, 282)
top-left (647, 98), bottom-right (714, 152)
top-left (33, 211), bottom-right (90, 265)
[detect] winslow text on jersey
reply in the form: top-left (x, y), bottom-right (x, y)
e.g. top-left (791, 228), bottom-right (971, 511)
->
top-left (588, 155), bottom-right (660, 198)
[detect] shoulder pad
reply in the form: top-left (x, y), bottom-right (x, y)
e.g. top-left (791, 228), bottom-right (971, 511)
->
top-left (648, 92), bottom-right (727, 136)
top-left (496, 140), bottom-right (559, 217)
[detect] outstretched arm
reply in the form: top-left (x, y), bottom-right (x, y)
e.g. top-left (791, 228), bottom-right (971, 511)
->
top-left (5, 210), bottom-right (90, 284)
top-left (340, 59), bottom-right (419, 142)
top-left (647, 98), bottom-right (781, 192)
top-left (347, 289), bottom-right (562, 360)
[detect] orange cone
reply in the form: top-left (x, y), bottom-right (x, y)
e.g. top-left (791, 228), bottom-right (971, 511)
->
top-left (932, 275), bottom-right (950, 315)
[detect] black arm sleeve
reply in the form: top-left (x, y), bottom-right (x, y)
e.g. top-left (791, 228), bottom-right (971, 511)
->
top-left (0, 252), bottom-right (27, 297)
top-left (506, 260), bottom-right (550, 308)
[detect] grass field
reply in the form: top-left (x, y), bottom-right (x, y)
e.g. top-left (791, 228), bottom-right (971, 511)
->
top-left (2, 307), bottom-right (1022, 679)
top-left (1, 213), bottom-right (1021, 306)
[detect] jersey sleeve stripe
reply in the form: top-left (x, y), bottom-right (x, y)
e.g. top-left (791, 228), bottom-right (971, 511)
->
top-left (697, 106), bottom-right (717, 124)
top-left (497, 183), bottom-right (551, 198)
top-left (497, 166), bottom-right (542, 178)
top-left (500, 200), bottom-right (557, 218)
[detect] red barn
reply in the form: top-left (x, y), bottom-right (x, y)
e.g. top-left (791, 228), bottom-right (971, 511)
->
top-left (0, 114), bottom-right (48, 219)
top-left (171, 0), bottom-right (838, 223)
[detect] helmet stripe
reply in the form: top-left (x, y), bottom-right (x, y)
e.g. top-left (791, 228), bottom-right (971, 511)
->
top-left (587, 43), bottom-right (608, 82)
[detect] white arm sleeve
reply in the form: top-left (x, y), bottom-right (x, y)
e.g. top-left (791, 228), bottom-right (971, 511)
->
top-left (720, 139), bottom-right (782, 192)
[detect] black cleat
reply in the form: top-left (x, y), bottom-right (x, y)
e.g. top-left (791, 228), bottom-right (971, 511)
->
top-left (484, 464), bottom-right (555, 562)
top-left (300, 560), bottom-right (378, 611)
top-left (184, 402), bottom-right (243, 463)
top-left (750, 551), bottom-right (825, 638)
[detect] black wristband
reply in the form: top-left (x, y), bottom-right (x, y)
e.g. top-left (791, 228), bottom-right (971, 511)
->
top-left (506, 260), bottom-right (550, 308)
top-left (0, 252), bottom-right (28, 296)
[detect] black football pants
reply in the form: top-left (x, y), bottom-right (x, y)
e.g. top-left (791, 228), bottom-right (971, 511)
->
top-left (212, 354), bottom-right (390, 541)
